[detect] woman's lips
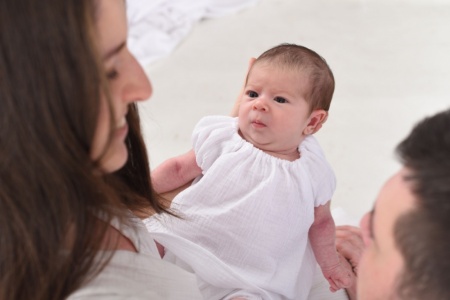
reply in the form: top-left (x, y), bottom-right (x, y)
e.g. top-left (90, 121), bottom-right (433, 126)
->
top-left (115, 122), bottom-right (129, 139)
top-left (116, 116), bottom-right (126, 129)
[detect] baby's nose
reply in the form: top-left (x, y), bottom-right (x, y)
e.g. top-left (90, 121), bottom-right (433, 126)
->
top-left (252, 99), bottom-right (268, 111)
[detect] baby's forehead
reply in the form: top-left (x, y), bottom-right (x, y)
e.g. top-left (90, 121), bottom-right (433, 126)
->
top-left (246, 62), bottom-right (312, 98)
top-left (248, 61), bottom-right (312, 85)
top-left (250, 60), bottom-right (311, 77)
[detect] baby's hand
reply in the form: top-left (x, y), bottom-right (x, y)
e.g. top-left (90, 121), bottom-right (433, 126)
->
top-left (321, 254), bottom-right (354, 292)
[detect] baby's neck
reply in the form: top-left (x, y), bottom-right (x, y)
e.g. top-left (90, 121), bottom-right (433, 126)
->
top-left (238, 129), bottom-right (303, 161)
top-left (263, 149), bottom-right (300, 161)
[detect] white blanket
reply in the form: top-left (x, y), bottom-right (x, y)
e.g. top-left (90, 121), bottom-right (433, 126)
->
top-left (126, 0), bottom-right (260, 67)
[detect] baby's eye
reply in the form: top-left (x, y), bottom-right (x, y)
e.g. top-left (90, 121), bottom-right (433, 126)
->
top-left (274, 97), bottom-right (287, 103)
top-left (247, 90), bottom-right (259, 98)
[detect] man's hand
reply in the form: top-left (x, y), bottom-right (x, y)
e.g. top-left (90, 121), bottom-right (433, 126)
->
top-left (336, 225), bottom-right (364, 275)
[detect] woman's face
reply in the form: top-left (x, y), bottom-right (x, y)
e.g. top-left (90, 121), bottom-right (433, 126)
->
top-left (91, 0), bottom-right (152, 173)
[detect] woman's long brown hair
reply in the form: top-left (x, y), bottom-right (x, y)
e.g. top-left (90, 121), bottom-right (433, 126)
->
top-left (0, 0), bottom-right (167, 299)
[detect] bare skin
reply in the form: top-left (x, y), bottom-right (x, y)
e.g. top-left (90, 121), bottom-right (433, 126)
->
top-left (335, 225), bottom-right (363, 299)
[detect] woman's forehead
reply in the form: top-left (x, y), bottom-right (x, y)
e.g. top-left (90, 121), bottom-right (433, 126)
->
top-left (96, 0), bottom-right (127, 57)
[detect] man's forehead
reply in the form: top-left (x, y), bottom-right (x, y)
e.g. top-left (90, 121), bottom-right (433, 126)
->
top-left (378, 168), bottom-right (415, 204)
top-left (373, 168), bottom-right (417, 242)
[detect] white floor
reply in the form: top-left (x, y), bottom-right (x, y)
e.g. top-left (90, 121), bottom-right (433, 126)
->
top-left (138, 0), bottom-right (450, 219)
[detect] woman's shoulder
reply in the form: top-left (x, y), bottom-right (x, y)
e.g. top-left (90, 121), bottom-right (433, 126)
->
top-left (68, 250), bottom-right (203, 299)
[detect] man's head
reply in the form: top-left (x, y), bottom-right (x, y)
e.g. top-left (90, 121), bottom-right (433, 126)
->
top-left (358, 109), bottom-right (450, 299)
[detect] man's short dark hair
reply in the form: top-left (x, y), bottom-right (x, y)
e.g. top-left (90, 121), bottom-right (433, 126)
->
top-left (394, 109), bottom-right (450, 299)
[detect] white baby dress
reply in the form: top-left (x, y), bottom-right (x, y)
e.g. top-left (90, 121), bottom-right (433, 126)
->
top-left (146, 116), bottom-right (336, 300)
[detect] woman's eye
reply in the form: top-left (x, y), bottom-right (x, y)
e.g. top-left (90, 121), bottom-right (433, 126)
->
top-left (274, 97), bottom-right (287, 103)
top-left (247, 91), bottom-right (258, 98)
top-left (106, 69), bottom-right (119, 80)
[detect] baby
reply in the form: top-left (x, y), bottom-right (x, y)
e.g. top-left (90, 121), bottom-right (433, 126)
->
top-left (147, 44), bottom-right (352, 300)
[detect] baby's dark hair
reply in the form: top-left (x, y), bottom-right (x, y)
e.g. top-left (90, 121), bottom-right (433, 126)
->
top-left (255, 43), bottom-right (335, 112)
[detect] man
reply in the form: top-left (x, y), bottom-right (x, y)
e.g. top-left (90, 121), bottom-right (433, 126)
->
top-left (338, 109), bottom-right (450, 299)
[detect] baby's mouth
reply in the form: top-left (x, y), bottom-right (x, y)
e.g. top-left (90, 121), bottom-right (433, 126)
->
top-left (252, 119), bottom-right (266, 127)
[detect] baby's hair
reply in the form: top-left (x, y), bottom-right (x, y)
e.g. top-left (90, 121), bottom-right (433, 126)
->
top-left (254, 43), bottom-right (335, 112)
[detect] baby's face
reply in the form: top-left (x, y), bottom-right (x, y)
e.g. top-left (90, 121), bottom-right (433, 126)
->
top-left (238, 62), bottom-right (313, 158)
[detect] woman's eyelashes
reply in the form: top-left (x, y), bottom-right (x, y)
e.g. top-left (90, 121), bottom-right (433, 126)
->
top-left (106, 68), bottom-right (119, 80)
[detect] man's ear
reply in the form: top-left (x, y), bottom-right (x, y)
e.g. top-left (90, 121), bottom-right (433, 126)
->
top-left (303, 110), bottom-right (328, 135)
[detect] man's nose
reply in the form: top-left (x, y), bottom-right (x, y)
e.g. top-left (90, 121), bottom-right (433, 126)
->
top-left (359, 212), bottom-right (372, 247)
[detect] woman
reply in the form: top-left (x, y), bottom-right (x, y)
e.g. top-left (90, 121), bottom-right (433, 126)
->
top-left (0, 0), bottom-right (202, 299)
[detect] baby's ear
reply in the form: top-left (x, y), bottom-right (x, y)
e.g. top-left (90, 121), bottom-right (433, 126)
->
top-left (303, 110), bottom-right (328, 135)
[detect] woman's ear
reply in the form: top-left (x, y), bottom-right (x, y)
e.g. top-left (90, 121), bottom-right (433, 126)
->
top-left (303, 110), bottom-right (328, 135)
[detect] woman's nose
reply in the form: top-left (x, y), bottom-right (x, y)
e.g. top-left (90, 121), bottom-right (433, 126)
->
top-left (123, 53), bottom-right (152, 104)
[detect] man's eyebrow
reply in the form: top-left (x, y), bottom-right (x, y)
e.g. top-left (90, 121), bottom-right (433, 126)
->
top-left (103, 41), bottom-right (126, 61)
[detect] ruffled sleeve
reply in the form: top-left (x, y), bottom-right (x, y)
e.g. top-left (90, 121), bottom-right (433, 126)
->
top-left (300, 136), bottom-right (336, 207)
top-left (192, 116), bottom-right (239, 172)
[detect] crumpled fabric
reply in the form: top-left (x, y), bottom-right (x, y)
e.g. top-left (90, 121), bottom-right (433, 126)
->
top-left (126, 0), bottom-right (260, 67)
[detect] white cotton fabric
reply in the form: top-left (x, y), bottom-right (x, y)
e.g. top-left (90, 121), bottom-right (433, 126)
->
top-left (146, 116), bottom-right (336, 300)
top-left (126, 0), bottom-right (260, 66)
top-left (68, 216), bottom-right (203, 300)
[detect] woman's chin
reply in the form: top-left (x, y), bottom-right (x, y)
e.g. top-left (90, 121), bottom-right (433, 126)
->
top-left (99, 143), bottom-right (129, 173)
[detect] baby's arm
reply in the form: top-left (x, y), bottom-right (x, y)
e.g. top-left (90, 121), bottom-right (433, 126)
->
top-left (151, 149), bottom-right (202, 194)
top-left (309, 201), bottom-right (353, 292)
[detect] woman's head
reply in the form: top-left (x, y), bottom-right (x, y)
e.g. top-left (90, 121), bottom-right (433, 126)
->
top-left (93, 0), bottom-right (152, 173)
top-left (1, 0), bottom-right (157, 299)
top-left (0, 0), bottom-right (152, 176)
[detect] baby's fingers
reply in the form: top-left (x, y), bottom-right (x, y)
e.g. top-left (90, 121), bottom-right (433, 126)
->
top-left (327, 278), bottom-right (340, 292)
top-left (335, 275), bottom-right (352, 289)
